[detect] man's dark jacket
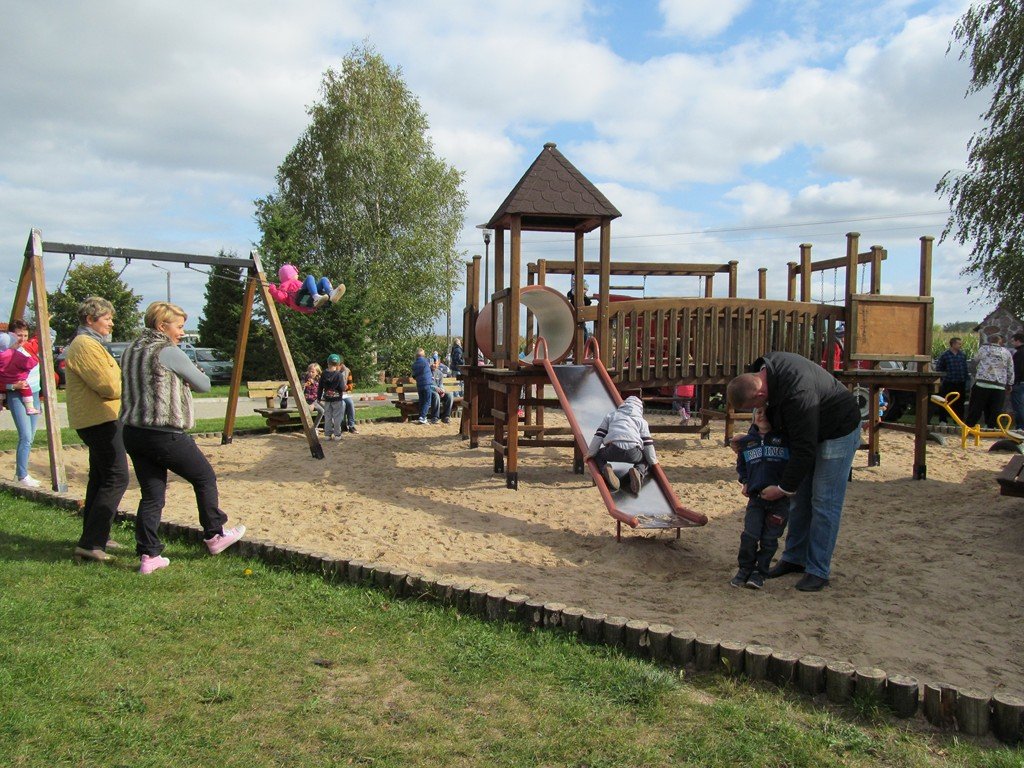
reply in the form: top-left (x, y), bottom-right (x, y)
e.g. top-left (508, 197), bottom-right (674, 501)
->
top-left (751, 352), bottom-right (861, 493)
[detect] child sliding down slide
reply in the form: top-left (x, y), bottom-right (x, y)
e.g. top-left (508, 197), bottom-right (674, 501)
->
top-left (267, 264), bottom-right (345, 313)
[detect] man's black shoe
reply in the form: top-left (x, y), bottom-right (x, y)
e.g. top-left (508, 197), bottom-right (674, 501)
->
top-left (795, 573), bottom-right (830, 592)
top-left (766, 560), bottom-right (805, 579)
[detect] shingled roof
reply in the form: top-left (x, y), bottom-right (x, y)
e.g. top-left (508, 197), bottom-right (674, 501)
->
top-left (486, 142), bottom-right (621, 233)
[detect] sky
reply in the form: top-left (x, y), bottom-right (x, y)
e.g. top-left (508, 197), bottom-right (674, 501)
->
top-left (0, 0), bottom-right (994, 337)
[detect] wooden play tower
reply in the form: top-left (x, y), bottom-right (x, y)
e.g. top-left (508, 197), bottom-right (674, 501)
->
top-left (461, 143), bottom-right (941, 495)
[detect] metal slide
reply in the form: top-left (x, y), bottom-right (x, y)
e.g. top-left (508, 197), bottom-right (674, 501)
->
top-left (534, 337), bottom-right (707, 537)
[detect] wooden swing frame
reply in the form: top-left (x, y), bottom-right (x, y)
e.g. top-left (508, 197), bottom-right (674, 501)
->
top-left (9, 229), bottom-right (323, 492)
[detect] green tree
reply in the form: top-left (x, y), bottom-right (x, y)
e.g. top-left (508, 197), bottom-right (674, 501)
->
top-left (47, 260), bottom-right (142, 343)
top-left (197, 259), bottom-right (246, 358)
top-left (258, 43), bottom-right (467, 378)
top-left (937, 2), bottom-right (1024, 314)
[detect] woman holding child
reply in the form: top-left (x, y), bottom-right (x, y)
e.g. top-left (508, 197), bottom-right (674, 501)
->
top-left (1, 319), bottom-right (43, 488)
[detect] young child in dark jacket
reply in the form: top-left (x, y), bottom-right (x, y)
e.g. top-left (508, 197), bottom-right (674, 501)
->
top-left (730, 408), bottom-right (791, 589)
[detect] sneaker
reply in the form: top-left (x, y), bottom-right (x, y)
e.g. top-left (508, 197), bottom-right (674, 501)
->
top-left (745, 572), bottom-right (765, 590)
top-left (601, 465), bottom-right (620, 491)
top-left (205, 525), bottom-right (246, 555)
top-left (729, 570), bottom-right (750, 588)
top-left (17, 475), bottom-right (41, 488)
top-left (313, 293), bottom-right (330, 308)
top-left (441, 418), bottom-right (450, 425)
top-left (348, 426), bottom-right (357, 433)
top-left (429, 418), bottom-right (439, 424)
top-left (24, 407), bottom-right (41, 415)
top-left (330, 284), bottom-right (346, 303)
top-left (627, 467), bottom-right (642, 494)
top-left (416, 417), bottom-right (427, 424)
top-left (139, 554), bottom-right (170, 574)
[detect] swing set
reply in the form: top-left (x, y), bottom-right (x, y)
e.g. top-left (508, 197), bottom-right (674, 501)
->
top-left (9, 229), bottom-right (325, 493)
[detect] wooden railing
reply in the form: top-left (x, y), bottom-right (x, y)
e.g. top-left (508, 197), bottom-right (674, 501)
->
top-left (582, 298), bottom-right (845, 386)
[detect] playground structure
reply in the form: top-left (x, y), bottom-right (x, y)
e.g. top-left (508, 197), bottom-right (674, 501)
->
top-left (8, 229), bottom-right (326, 492)
top-left (460, 143), bottom-right (941, 531)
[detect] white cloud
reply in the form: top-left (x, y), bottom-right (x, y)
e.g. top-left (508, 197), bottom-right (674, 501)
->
top-left (659, 0), bottom-right (752, 39)
top-left (0, 1), bottom-right (995, 328)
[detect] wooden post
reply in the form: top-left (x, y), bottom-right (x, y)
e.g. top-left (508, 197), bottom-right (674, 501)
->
top-left (598, 220), bottom-right (612, 367)
top-left (992, 693), bottom-right (1024, 744)
top-left (758, 268), bottom-right (767, 300)
top-left (509, 216), bottom-right (522, 371)
top-left (844, 233), bottom-right (859, 370)
top-left (797, 655), bottom-right (827, 695)
top-left (727, 260), bottom-right (738, 298)
top-left (222, 270), bottom-right (256, 444)
top-left (886, 674), bottom-right (920, 718)
top-left (825, 660), bottom-right (856, 703)
top-left (923, 682), bottom-right (957, 728)
top-left (669, 629), bottom-right (696, 665)
top-left (744, 645), bottom-right (772, 680)
top-left (573, 231), bottom-right (585, 363)
top-left (769, 650), bottom-right (799, 686)
top-left (16, 231), bottom-right (68, 491)
top-left (854, 666), bottom-right (886, 701)
top-left (955, 688), bottom-right (991, 736)
top-left (719, 641), bottom-right (745, 675)
top-left (786, 262), bottom-right (797, 302)
top-left (870, 245), bottom-right (883, 294)
top-left (799, 243), bottom-right (812, 303)
top-left (919, 236), bottom-right (933, 298)
top-left (249, 250), bottom-right (324, 460)
top-left (694, 636), bottom-right (720, 671)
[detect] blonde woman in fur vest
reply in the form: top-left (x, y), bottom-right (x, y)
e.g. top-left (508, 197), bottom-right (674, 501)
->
top-left (120, 302), bottom-right (245, 574)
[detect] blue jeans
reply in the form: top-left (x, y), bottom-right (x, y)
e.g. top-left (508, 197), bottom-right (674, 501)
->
top-left (1011, 383), bottom-right (1024, 429)
top-left (8, 389), bottom-right (39, 480)
top-left (738, 496), bottom-right (789, 576)
top-left (780, 425), bottom-right (861, 579)
top-left (417, 386), bottom-right (432, 421)
top-left (296, 276), bottom-right (332, 307)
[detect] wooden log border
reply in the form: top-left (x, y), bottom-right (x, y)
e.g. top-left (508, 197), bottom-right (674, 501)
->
top-left (6, 478), bottom-right (1023, 746)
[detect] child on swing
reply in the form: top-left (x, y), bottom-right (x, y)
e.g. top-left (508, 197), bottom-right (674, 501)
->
top-left (267, 264), bottom-right (345, 313)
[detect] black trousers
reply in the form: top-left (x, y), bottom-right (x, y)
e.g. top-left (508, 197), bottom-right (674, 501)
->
top-left (737, 496), bottom-right (789, 576)
top-left (76, 420), bottom-right (130, 550)
top-left (964, 385), bottom-right (1007, 429)
top-left (935, 380), bottom-right (967, 423)
top-left (123, 425), bottom-right (227, 556)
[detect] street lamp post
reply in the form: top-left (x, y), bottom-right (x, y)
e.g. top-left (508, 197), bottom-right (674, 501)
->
top-left (152, 263), bottom-right (171, 302)
top-left (481, 228), bottom-right (492, 305)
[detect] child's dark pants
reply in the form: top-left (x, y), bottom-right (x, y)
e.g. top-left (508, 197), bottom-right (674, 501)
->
top-left (738, 496), bottom-right (789, 575)
top-left (593, 444), bottom-right (649, 485)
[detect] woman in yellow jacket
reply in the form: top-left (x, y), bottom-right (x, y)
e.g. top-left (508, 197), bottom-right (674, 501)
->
top-left (64, 297), bottom-right (129, 563)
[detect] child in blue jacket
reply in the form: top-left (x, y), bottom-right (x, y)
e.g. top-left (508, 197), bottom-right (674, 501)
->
top-left (730, 408), bottom-right (791, 589)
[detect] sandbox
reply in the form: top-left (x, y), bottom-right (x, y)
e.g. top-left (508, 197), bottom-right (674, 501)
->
top-left (46, 416), bottom-right (1024, 696)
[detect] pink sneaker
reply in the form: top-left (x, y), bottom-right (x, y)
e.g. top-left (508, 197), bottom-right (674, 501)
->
top-left (25, 407), bottom-right (41, 415)
top-left (205, 525), bottom-right (246, 555)
top-left (139, 554), bottom-right (170, 574)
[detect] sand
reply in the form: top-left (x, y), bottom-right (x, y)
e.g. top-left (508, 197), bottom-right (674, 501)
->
top-left (48, 414), bottom-right (1024, 696)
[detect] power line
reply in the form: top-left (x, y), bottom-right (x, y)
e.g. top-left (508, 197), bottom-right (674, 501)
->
top-left (457, 210), bottom-right (948, 248)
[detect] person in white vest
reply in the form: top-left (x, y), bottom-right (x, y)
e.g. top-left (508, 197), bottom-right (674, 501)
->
top-left (120, 302), bottom-right (245, 574)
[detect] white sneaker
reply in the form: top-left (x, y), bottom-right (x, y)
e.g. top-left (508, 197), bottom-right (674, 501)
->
top-left (313, 293), bottom-right (330, 308)
top-left (18, 475), bottom-right (41, 488)
top-left (330, 284), bottom-right (346, 303)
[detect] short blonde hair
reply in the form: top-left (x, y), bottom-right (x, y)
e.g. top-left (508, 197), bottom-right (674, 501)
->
top-left (77, 296), bottom-right (115, 325)
top-left (144, 301), bottom-right (187, 329)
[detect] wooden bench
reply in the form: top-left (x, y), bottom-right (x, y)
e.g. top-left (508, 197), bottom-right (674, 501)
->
top-left (700, 407), bottom-right (754, 445)
top-left (247, 380), bottom-right (303, 432)
top-left (997, 454), bottom-right (1024, 498)
top-left (387, 376), bottom-right (463, 421)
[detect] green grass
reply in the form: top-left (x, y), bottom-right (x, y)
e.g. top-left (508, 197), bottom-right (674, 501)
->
top-left (1, 494), bottom-right (1021, 767)
top-left (0, 406), bottom-right (401, 452)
